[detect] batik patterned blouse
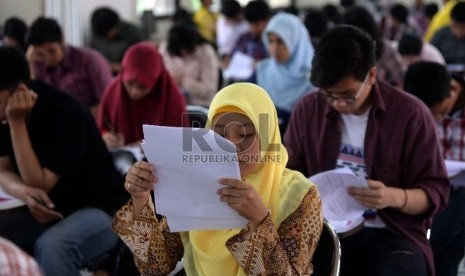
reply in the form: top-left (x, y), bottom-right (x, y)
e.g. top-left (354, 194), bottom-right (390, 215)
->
top-left (112, 186), bottom-right (322, 275)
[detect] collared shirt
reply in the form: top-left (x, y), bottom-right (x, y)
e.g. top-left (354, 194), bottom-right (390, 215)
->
top-left (0, 237), bottom-right (43, 276)
top-left (232, 32), bottom-right (268, 62)
top-left (35, 45), bottom-right (112, 108)
top-left (216, 16), bottom-right (249, 56)
top-left (437, 114), bottom-right (465, 160)
top-left (90, 21), bottom-right (143, 63)
top-left (377, 39), bottom-right (404, 87)
top-left (284, 80), bottom-right (450, 276)
top-left (430, 26), bottom-right (465, 65)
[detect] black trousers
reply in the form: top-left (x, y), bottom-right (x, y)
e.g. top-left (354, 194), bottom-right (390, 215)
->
top-left (340, 227), bottom-right (427, 276)
top-left (430, 187), bottom-right (465, 276)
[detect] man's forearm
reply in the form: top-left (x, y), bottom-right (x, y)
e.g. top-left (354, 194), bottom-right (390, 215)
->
top-left (0, 171), bottom-right (27, 201)
top-left (9, 120), bottom-right (50, 191)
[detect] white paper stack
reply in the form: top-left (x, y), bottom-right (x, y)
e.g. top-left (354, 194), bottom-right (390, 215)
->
top-left (310, 167), bottom-right (368, 234)
top-left (445, 159), bottom-right (465, 187)
top-left (223, 51), bottom-right (255, 80)
top-left (141, 125), bottom-right (247, 232)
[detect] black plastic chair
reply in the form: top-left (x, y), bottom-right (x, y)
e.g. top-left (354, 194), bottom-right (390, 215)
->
top-left (313, 219), bottom-right (341, 276)
top-left (186, 105), bottom-right (209, 128)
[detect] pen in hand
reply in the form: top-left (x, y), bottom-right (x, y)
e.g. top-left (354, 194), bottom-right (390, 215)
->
top-left (104, 116), bottom-right (115, 134)
top-left (30, 194), bottom-right (64, 220)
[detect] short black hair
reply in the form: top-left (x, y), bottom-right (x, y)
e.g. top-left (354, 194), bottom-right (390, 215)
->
top-left (28, 17), bottom-right (62, 45)
top-left (424, 3), bottom-right (438, 19)
top-left (451, 2), bottom-right (465, 23)
top-left (398, 33), bottom-right (422, 56)
top-left (91, 7), bottom-right (120, 37)
top-left (340, 0), bottom-right (356, 8)
top-left (0, 47), bottom-right (30, 90)
top-left (281, 6), bottom-right (300, 16)
top-left (304, 9), bottom-right (328, 38)
top-left (167, 24), bottom-right (203, 57)
top-left (311, 25), bottom-right (376, 88)
top-left (3, 17), bottom-right (27, 46)
top-left (221, 0), bottom-right (242, 19)
top-left (342, 6), bottom-right (384, 60)
top-left (321, 4), bottom-right (341, 24)
top-left (390, 4), bottom-right (409, 24)
top-left (404, 61), bottom-right (451, 108)
top-left (244, 1), bottom-right (271, 23)
top-left (172, 8), bottom-right (196, 27)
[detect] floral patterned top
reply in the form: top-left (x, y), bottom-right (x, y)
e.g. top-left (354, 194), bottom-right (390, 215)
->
top-left (112, 185), bottom-right (322, 275)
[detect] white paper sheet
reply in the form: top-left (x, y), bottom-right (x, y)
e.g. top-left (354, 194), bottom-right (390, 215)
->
top-left (223, 51), bottom-right (255, 80)
top-left (445, 159), bottom-right (465, 178)
top-left (0, 187), bottom-right (26, 210)
top-left (142, 125), bottom-right (247, 231)
top-left (310, 167), bottom-right (368, 233)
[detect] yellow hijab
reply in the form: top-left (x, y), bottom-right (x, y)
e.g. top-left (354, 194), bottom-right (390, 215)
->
top-left (180, 83), bottom-right (313, 275)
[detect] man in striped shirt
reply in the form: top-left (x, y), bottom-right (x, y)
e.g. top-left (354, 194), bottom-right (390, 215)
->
top-left (404, 61), bottom-right (465, 276)
top-left (0, 237), bottom-right (42, 276)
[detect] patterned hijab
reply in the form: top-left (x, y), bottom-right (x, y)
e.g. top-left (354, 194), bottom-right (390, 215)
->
top-left (97, 42), bottom-right (187, 144)
top-left (256, 13), bottom-right (314, 113)
top-left (181, 83), bottom-right (313, 275)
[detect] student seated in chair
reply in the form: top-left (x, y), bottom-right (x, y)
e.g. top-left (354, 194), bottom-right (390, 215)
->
top-left (112, 83), bottom-right (323, 275)
top-left (0, 47), bottom-right (127, 275)
top-left (404, 61), bottom-right (465, 276)
top-left (284, 26), bottom-right (450, 276)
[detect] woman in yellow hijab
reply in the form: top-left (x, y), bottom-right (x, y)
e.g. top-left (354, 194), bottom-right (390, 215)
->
top-left (112, 83), bottom-right (323, 275)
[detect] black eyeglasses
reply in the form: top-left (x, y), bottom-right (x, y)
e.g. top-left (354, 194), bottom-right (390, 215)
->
top-left (321, 74), bottom-right (369, 104)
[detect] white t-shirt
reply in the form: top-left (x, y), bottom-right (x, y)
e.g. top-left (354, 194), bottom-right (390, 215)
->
top-left (336, 108), bottom-right (386, 228)
top-left (216, 16), bottom-right (249, 56)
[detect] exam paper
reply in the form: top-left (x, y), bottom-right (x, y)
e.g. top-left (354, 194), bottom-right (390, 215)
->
top-left (445, 159), bottom-right (465, 178)
top-left (310, 167), bottom-right (368, 233)
top-left (223, 51), bottom-right (255, 80)
top-left (0, 187), bottom-right (26, 210)
top-left (142, 125), bottom-right (247, 231)
top-left (445, 159), bottom-right (465, 187)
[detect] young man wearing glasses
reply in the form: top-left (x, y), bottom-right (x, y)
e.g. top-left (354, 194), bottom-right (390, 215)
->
top-left (284, 25), bottom-right (450, 276)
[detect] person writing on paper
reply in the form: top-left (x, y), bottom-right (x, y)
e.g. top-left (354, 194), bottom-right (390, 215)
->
top-left (158, 24), bottom-right (219, 106)
top-left (254, 12), bottom-right (315, 135)
top-left (403, 61), bottom-right (465, 276)
top-left (284, 26), bottom-right (450, 276)
top-left (112, 82), bottom-right (323, 275)
top-left (0, 47), bottom-right (127, 275)
top-left (97, 42), bottom-right (188, 148)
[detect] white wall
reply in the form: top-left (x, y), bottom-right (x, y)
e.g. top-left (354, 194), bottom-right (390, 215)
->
top-left (0, 0), bottom-right (444, 46)
top-left (0, 0), bottom-right (44, 25)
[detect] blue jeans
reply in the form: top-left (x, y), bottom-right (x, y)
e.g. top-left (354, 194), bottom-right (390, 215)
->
top-left (0, 207), bottom-right (118, 276)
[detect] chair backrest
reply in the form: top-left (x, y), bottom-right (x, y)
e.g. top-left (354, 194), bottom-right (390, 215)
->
top-left (312, 219), bottom-right (341, 276)
top-left (186, 105), bottom-right (209, 128)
